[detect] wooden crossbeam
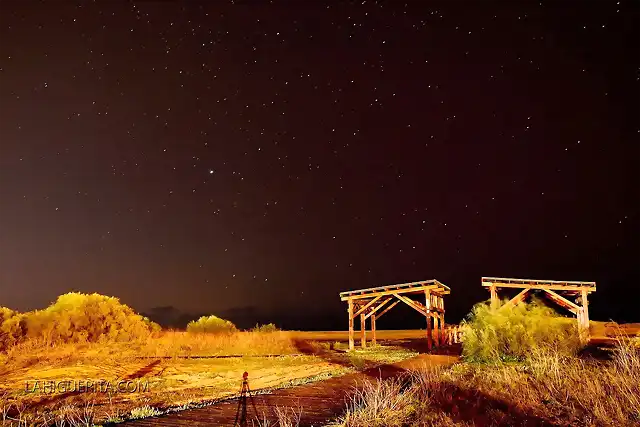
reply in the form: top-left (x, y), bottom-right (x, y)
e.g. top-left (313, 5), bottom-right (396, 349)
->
top-left (340, 279), bottom-right (451, 297)
top-left (482, 276), bottom-right (595, 286)
top-left (376, 300), bottom-right (400, 319)
top-left (364, 297), bottom-right (392, 320)
top-left (395, 294), bottom-right (426, 316)
top-left (353, 295), bottom-right (382, 318)
top-left (483, 282), bottom-right (595, 293)
top-left (341, 284), bottom-right (446, 301)
top-left (542, 289), bottom-right (579, 314)
top-left (503, 287), bottom-right (530, 308)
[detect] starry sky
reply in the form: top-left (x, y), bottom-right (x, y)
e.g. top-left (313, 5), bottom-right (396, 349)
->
top-left (0, 1), bottom-right (638, 329)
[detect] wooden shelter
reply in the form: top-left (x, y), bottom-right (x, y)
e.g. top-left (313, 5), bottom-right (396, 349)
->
top-left (481, 277), bottom-right (596, 342)
top-left (339, 280), bottom-right (450, 351)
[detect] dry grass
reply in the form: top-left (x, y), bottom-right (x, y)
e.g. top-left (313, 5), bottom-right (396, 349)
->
top-left (330, 338), bottom-right (640, 426)
top-left (0, 330), bottom-right (422, 426)
top-left (0, 330), bottom-right (299, 375)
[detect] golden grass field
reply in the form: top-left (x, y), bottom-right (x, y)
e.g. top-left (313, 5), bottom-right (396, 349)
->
top-left (0, 330), bottom-right (420, 426)
top-left (0, 321), bottom-right (638, 426)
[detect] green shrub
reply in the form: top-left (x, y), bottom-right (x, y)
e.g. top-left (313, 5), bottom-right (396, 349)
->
top-left (461, 299), bottom-right (581, 362)
top-left (186, 315), bottom-right (237, 334)
top-left (251, 323), bottom-right (280, 333)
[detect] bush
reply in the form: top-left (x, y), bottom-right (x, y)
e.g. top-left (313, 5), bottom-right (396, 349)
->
top-left (0, 293), bottom-right (161, 351)
top-left (461, 299), bottom-right (581, 362)
top-left (251, 323), bottom-right (280, 333)
top-left (186, 315), bottom-right (236, 334)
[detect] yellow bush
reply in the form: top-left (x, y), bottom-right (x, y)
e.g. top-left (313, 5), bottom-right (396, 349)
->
top-left (186, 315), bottom-right (237, 334)
top-left (0, 293), bottom-right (161, 351)
top-left (461, 299), bottom-right (581, 362)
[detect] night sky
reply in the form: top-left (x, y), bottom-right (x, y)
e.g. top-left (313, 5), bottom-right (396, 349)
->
top-left (1, 1), bottom-right (638, 329)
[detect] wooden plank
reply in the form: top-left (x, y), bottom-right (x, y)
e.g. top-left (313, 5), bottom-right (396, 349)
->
top-left (395, 294), bottom-right (426, 316)
top-left (483, 282), bottom-right (595, 292)
top-left (542, 289), bottom-right (579, 313)
top-left (360, 313), bottom-right (366, 349)
top-left (339, 280), bottom-right (438, 297)
top-left (503, 287), bottom-right (530, 307)
top-left (433, 314), bottom-right (440, 347)
top-left (364, 297), bottom-right (391, 320)
top-left (340, 284), bottom-right (442, 301)
top-left (376, 300), bottom-right (400, 319)
top-left (482, 276), bottom-right (596, 285)
top-left (482, 276), bottom-right (595, 287)
top-left (353, 295), bottom-right (382, 318)
top-left (348, 299), bottom-right (355, 350)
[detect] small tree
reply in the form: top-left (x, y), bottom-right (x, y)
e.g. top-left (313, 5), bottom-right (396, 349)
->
top-left (187, 315), bottom-right (237, 334)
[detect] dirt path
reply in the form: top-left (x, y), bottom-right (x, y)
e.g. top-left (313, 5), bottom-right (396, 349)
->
top-left (118, 353), bottom-right (458, 427)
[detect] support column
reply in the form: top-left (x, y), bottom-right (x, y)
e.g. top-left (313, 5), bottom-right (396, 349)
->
top-left (425, 290), bottom-right (432, 350)
top-left (360, 312), bottom-right (366, 348)
top-left (348, 298), bottom-right (354, 351)
top-left (579, 290), bottom-right (590, 344)
top-left (439, 296), bottom-right (445, 344)
top-left (433, 311), bottom-right (440, 347)
top-left (490, 285), bottom-right (498, 308)
top-left (371, 313), bottom-right (377, 346)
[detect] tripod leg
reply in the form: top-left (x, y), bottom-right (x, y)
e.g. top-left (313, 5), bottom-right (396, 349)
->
top-left (246, 385), bottom-right (259, 421)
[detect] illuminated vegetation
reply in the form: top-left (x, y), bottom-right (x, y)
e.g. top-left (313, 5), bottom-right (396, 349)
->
top-left (186, 314), bottom-right (237, 334)
top-left (0, 293), bottom-right (420, 426)
top-left (328, 303), bottom-right (640, 427)
top-left (0, 293), bottom-right (160, 352)
top-left (461, 299), bottom-right (581, 361)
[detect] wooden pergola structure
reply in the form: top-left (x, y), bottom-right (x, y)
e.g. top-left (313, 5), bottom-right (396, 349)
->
top-left (339, 280), bottom-right (451, 351)
top-left (481, 277), bottom-right (596, 342)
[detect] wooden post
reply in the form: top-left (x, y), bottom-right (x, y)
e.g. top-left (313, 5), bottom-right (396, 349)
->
top-left (360, 312), bottom-right (366, 348)
top-left (580, 290), bottom-right (590, 344)
top-left (433, 311), bottom-right (440, 347)
top-left (371, 313), bottom-right (377, 346)
top-left (348, 298), bottom-right (354, 350)
top-left (425, 290), bottom-right (432, 350)
top-left (439, 296), bottom-right (445, 344)
top-left (490, 285), bottom-right (498, 308)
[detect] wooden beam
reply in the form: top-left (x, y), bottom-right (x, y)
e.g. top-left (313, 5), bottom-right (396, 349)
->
top-left (490, 284), bottom-right (498, 308)
top-left (376, 300), bottom-right (400, 319)
top-left (542, 289), bottom-right (579, 314)
top-left (364, 297), bottom-right (391, 319)
top-left (482, 276), bottom-right (596, 286)
top-left (579, 289), bottom-right (590, 344)
top-left (348, 298), bottom-right (354, 350)
top-left (371, 313), bottom-right (377, 346)
top-left (433, 313), bottom-right (440, 347)
top-left (482, 282), bottom-right (595, 293)
top-left (395, 294), bottom-right (426, 316)
top-left (353, 295), bottom-right (382, 318)
top-left (503, 287), bottom-right (530, 307)
top-left (360, 313), bottom-right (366, 348)
top-left (341, 284), bottom-right (442, 301)
top-left (425, 289), bottom-right (432, 350)
top-left (340, 279), bottom-right (452, 298)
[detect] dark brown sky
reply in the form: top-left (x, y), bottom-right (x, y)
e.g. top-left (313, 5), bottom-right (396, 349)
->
top-left (0, 1), bottom-right (638, 326)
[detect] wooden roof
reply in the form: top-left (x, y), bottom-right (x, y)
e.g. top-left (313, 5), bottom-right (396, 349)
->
top-left (340, 279), bottom-right (450, 301)
top-left (482, 277), bottom-right (596, 292)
